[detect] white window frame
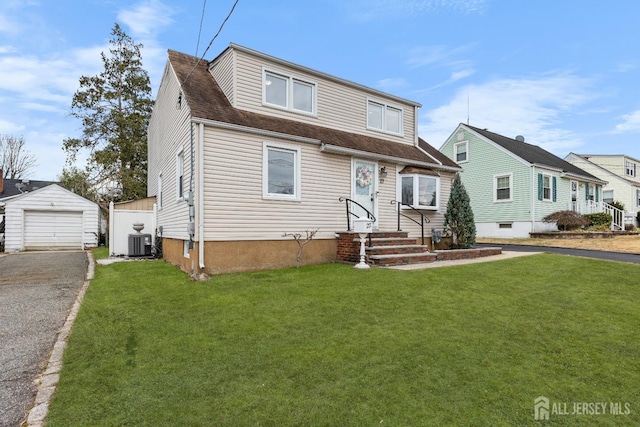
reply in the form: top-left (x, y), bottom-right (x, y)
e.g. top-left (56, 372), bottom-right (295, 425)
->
top-left (626, 160), bottom-right (637, 177)
top-left (454, 141), bottom-right (468, 163)
top-left (157, 173), bottom-right (163, 210)
top-left (542, 174), bottom-right (552, 202)
top-left (176, 150), bottom-right (184, 200)
top-left (262, 68), bottom-right (317, 116)
top-left (367, 99), bottom-right (404, 136)
top-left (262, 141), bottom-right (301, 201)
top-left (493, 173), bottom-right (513, 202)
top-left (602, 189), bottom-right (614, 204)
top-left (398, 174), bottom-right (440, 210)
top-left (183, 240), bottom-right (190, 258)
top-left (570, 180), bottom-right (578, 202)
top-left (636, 189), bottom-right (640, 208)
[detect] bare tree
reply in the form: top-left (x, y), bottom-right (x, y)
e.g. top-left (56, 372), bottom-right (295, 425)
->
top-left (283, 229), bottom-right (319, 267)
top-left (0, 135), bottom-right (37, 179)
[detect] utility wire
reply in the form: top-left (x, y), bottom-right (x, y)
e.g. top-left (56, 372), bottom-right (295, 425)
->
top-left (194, 0), bottom-right (207, 57)
top-left (182, 0), bottom-right (239, 85)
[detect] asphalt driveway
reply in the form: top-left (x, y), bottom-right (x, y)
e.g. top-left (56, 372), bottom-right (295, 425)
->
top-left (0, 251), bottom-right (88, 427)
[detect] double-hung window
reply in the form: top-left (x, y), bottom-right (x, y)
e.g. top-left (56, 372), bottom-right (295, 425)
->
top-left (176, 150), bottom-right (184, 199)
top-left (494, 173), bottom-right (512, 202)
top-left (543, 175), bottom-right (552, 201)
top-left (367, 100), bottom-right (403, 135)
top-left (454, 141), bottom-right (468, 163)
top-left (400, 174), bottom-right (439, 210)
top-left (626, 160), bottom-right (636, 177)
top-left (263, 142), bottom-right (301, 201)
top-left (263, 69), bottom-right (316, 115)
top-left (637, 189), bottom-right (640, 207)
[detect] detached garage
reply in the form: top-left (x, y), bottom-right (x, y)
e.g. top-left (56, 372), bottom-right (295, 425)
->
top-left (2, 184), bottom-right (99, 251)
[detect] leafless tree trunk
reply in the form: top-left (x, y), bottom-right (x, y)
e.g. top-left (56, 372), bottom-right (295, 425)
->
top-left (283, 229), bottom-right (319, 268)
top-left (0, 135), bottom-right (37, 179)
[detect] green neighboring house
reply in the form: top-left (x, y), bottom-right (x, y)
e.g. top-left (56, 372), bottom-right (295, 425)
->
top-left (440, 124), bottom-right (610, 238)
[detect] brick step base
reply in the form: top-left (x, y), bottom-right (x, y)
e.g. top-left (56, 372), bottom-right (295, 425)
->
top-left (368, 252), bottom-right (438, 266)
top-left (367, 244), bottom-right (429, 256)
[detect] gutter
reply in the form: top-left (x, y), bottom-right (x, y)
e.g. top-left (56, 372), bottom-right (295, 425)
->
top-left (321, 143), bottom-right (461, 173)
top-left (198, 122), bottom-right (205, 270)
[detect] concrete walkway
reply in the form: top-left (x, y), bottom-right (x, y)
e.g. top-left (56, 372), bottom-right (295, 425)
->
top-left (385, 250), bottom-right (543, 270)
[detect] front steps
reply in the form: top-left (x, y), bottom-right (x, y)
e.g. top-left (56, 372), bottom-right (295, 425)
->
top-left (336, 231), bottom-right (436, 267)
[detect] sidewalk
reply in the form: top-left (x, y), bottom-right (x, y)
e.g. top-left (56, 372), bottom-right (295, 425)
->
top-left (384, 250), bottom-right (543, 270)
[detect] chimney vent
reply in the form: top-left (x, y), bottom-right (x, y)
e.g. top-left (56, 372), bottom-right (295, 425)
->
top-left (515, 135), bottom-right (525, 142)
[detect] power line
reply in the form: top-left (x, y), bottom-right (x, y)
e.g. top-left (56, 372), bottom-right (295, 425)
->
top-left (182, 0), bottom-right (239, 85)
top-left (194, 0), bottom-right (207, 57)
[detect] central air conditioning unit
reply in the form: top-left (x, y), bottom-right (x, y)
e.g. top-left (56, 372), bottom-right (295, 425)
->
top-left (128, 223), bottom-right (152, 257)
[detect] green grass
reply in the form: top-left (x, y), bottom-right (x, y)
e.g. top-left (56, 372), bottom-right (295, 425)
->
top-left (47, 255), bottom-right (640, 426)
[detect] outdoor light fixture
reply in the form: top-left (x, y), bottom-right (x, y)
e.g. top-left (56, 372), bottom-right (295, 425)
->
top-left (379, 166), bottom-right (388, 183)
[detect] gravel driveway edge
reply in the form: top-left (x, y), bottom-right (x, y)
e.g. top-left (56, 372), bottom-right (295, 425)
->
top-left (25, 251), bottom-right (95, 427)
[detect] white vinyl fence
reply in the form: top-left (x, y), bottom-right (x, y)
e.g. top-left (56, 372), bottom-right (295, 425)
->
top-left (108, 201), bottom-right (157, 256)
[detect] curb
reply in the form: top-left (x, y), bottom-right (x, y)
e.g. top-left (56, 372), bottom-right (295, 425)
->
top-left (26, 250), bottom-right (95, 426)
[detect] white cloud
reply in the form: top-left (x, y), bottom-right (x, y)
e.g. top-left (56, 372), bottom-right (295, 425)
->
top-left (376, 77), bottom-right (409, 92)
top-left (118, 0), bottom-right (174, 38)
top-left (343, 0), bottom-right (486, 21)
top-left (406, 44), bottom-right (475, 69)
top-left (0, 119), bottom-right (25, 134)
top-left (421, 72), bottom-right (597, 153)
top-left (614, 110), bottom-right (640, 133)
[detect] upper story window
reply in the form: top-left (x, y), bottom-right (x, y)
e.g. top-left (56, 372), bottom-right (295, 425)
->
top-left (454, 141), bottom-right (468, 163)
top-left (367, 100), bottom-right (403, 135)
top-left (263, 141), bottom-right (301, 201)
top-left (176, 150), bottom-right (184, 200)
top-left (400, 174), bottom-right (439, 210)
top-left (263, 69), bottom-right (316, 115)
top-left (626, 160), bottom-right (636, 177)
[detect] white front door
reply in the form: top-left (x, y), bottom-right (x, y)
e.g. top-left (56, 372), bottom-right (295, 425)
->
top-left (352, 159), bottom-right (378, 228)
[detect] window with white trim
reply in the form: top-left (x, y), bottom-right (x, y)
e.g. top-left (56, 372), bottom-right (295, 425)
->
top-left (626, 160), bottom-right (636, 177)
top-left (158, 173), bottom-right (163, 209)
top-left (637, 189), bottom-right (640, 207)
top-left (367, 100), bottom-right (403, 135)
top-left (543, 174), bottom-right (552, 201)
top-left (400, 174), bottom-right (439, 210)
top-left (263, 142), bottom-right (301, 201)
top-left (176, 150), bottom-right (184, 199)
top-left (494, 173), bottom-right (512, 202)
top-left (603, 189), bottom-right (614, 204)
top-left (263, 69), bottom-right (316, 115)
top-left (454, 141), bottom-right (468, 163)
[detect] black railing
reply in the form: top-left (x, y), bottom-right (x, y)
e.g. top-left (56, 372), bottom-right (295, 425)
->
top-left (391, 200), bottom-right (430, 246)
top-left (339, 197), bottom-right (376, 245)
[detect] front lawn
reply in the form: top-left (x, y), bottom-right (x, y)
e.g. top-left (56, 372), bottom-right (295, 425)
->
top-left (47, 255), bottom-right (640, 426)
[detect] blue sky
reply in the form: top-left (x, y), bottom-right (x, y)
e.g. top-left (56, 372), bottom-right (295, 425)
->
top-left (2, 0), bottom-right (640, 180)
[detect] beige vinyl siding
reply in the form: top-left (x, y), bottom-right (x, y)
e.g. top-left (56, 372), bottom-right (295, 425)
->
top-left (228, 49), bottom-right (416, 146)
top-left (209, 48), bottom-right (235, 106)
top-left (147, 62), bottom-right (192, 240)
top-left (202, 127), bottom-right (349, 241)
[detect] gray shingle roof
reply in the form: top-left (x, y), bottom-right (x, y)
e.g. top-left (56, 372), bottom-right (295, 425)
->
top-left (168, 49), bottom-right (459, 170)
top-left (466, 124), bottom-right (603, 181)
top-left (1, 179), bottom-right (58, 199)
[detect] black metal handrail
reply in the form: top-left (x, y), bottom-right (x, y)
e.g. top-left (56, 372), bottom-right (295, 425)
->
top-left (391, 200), bottom-right (430, 246)
top-left (339, 197), bottom-right (376, 246)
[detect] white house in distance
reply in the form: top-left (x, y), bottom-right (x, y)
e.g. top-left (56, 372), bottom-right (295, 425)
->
top-left (565, 153), bottom-right (640, 222)
top-left (1, 184), bottom-right (99, 251)
top-left (147, 43), bottom-right (460, 274)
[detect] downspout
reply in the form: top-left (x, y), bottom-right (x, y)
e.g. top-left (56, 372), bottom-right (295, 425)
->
top-left (198, 122), bottom-right (205, 270)
top-left (414, 106), bottom-right (419, 146)
top-left (531, 165), bottom-right (536, 233)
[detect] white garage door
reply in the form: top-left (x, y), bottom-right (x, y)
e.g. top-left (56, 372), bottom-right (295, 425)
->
top-left (24, 210), bottom-right (84, 250)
